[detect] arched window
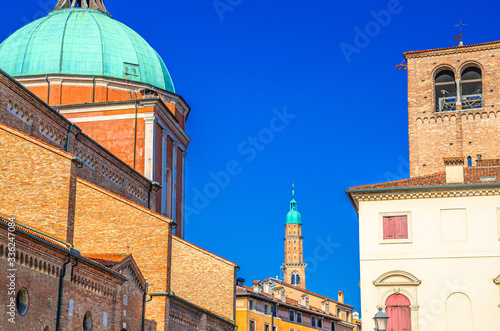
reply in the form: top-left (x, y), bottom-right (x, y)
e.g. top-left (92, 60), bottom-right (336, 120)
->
top-left (435, 69), bottom-right (457, 112)
top-left (467, 156), bottom-right (472, 167)
top-left (461, 66), bottom-right (483, 110)
top-left (83, 311), bottom-right (92, 331)
top-left (386, 294), bottom-right (411, 331)
top-left (16, 287), bottom-right (29, 316)
top-left (291, 271), bottom-right (301, 286)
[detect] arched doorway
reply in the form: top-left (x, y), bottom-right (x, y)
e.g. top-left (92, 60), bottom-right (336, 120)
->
top-left (385, 294), bottom-right (411, 331)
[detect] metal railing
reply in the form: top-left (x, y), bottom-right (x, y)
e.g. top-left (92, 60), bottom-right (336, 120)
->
top-left (438, 93), bottom-right (483, 112)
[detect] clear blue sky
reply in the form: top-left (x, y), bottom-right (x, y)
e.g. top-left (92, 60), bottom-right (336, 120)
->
top-left (3, 0), bottom-right (500, 314)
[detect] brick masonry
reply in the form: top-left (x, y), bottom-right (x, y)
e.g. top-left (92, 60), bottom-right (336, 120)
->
top-left (0, 123), bottom-right (77, 243)
top-left (0, 71), bottom-right (158, 209)
top-left (0, 220), bottom-right (146, 331)
top-left (171, 236), bottom-right (238, 320)
top-left (0, 74), bottom-right (236, 330)
top-left (405, 43), bottom-right (500, 177)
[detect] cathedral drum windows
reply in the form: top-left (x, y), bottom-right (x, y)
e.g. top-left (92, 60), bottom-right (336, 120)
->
top-left (434, 64), bottom-right (483, 112)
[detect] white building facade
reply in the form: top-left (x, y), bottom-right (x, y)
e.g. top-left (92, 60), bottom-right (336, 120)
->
top-left (347, 161), bottom-right (500, 330)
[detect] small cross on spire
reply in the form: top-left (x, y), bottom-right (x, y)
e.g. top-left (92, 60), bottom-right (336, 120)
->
top-left (454, 19), bottom-right (467, 46)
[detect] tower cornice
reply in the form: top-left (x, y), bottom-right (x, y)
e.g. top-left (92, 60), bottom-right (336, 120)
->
top-left (284, 235), bottom-right (303, 239)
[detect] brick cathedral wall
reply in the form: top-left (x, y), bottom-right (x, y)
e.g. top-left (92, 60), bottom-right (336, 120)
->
top-left (0, 72), bottom-right (155, 208)
top-left (0, 225), bottom-right (133, 331)
top-left (170, 236), bottom-right (236, 320)
top-left (0, 124), bottom-right (76, 242)
top-left (406, 46), bottom-right (500, 177)
top-left (72, 178), bottom-right (173, 330)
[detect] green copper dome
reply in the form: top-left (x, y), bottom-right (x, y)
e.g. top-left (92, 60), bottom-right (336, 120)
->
top-left (0, 8), bottom-right (175, 93)
top-left (286, 186), bottom-right (302, 224)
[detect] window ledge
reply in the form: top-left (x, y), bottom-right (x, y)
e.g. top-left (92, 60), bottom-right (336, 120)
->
top-left (380, 239), bottom-right (413, 245)
top-left (434, 107), bottom-right (484, 114)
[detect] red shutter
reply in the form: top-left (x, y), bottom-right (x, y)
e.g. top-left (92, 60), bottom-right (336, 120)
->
top-left (384, 217), bottom-right (396, 239)
top-left (396, 216), bottom-right (408, 239)
top-left (386, 294), bottom-right (412, 331)
top-left (383, 217), bottom-right (391, 239)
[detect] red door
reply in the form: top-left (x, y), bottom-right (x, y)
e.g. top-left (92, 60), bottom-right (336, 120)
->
top-left (386, 294), bottom-right (411, 331)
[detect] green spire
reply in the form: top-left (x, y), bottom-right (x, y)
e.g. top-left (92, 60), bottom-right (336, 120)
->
top-left (286, 183), bottom-right (301, 224)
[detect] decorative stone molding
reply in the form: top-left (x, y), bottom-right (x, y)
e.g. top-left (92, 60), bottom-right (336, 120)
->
top-left (374, 270), bottom-right (421, 287)
top-left (410, 305), bottom-right (420, 311)
top-left (494, 275), bottom-right (500, 285)
top-left (415, 110), bottom-right (499, 125)
top-left (352, 187), bottom-right (500, 203)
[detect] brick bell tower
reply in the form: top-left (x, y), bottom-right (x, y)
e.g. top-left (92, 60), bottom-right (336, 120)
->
top-left (404, 41), bottom-right (500, 177)
top-left (281, 185), bottom-right (307, 289)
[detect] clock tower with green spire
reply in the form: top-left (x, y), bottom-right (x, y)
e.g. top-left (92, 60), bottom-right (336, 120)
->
top-left (281, 184), bottom-right (307, 289)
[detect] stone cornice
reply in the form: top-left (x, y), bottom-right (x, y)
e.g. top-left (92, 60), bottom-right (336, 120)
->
top-left (15, 74), bottom-right (191, 117)
top-left (350, 186), bottom-right (500, 203)
top-left (404, 40), bottom-right (500, 59)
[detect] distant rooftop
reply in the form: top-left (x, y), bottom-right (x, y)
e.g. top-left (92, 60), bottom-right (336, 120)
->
top-left (347, 159), bottom-right (500, 192)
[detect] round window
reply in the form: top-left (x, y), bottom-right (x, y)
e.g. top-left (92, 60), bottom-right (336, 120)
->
top-left (16, 287), bottom-right (29, 316)
top-left (83, 311), bottom-right (92, 331)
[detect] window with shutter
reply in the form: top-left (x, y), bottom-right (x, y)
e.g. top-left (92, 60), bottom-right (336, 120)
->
top-left (383, 216), bottom-right (408, 240)
top-left (397, 216), bottom-right (408, 239)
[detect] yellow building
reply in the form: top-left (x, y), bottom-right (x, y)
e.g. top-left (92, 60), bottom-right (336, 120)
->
top-left (236, 279), bottom-right (360, 331)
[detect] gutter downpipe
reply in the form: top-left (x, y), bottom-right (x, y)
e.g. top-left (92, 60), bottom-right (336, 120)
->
top-left (148, 182), bottom-right (153, 210)
top-left (141, 281), bottom-right (149, 331)
top-left (66, 123), bottom-right (74, 152)
top-left (56, 253), bottom-right (72, 331)
top-left (92, 76), bottom-right (96, 103)
top-left (133, 100), bottom-right (138, 169)
top-left (147, 182), bottom-right (160, 210)
top-left (46, 75), bottom-right (50, 104)
top-left (56, 247), bottom-right (80, 331)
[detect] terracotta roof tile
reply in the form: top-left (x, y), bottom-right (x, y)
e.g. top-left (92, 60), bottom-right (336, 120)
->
top-left (404, 40), bottom-right (500, 57)
top-left (237, 284), bottom-right (343, 319)
top-left (0, 215), bottom-right (69, 250)
top-left (266, 279), bottom-right (352, 308)
top-left (348, 165), bottom-right (500, 191)
top-left (84, 253), bottom-right (131, 268)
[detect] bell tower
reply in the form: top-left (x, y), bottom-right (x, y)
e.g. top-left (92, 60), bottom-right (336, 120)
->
top-left (281, 185), bottom-right (307, 289)
top-left (404, 41), bottom-right (500, 177)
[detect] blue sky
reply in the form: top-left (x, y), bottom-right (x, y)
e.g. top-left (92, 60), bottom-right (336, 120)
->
top-left (2, 0), bottom-right (500, 314)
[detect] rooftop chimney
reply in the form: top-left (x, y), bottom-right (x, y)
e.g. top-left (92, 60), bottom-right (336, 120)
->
top-left (274, 287), bottom-right (286, 303)
top-left (236, 278), bottom-right (245, 287)
top-left (252, 280), bottom-right (261, 294)
top-left (322, 300), bottom-right (330, 314)
top-left (338, 291), bottom-right (344, 304)
top-left (444, 157), bottom-right (464, 184)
